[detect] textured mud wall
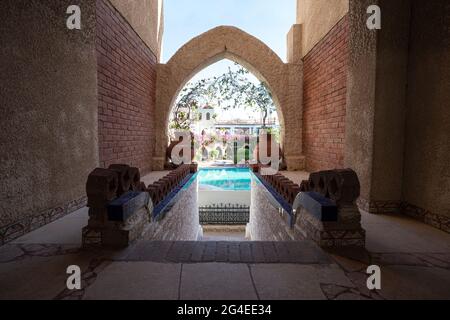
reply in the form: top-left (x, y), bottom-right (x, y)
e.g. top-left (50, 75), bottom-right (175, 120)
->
top-left (109, 0), bottom-right (163, 60)
top-left (346, 0), bottom-right (437, 214)
top-left (0, 0), bottom-right (98, 244)
top-left (402, 0), bottom-right (450, 229)
top-left (369, 0), bottom-right (411, 211)
top-left (302, 16), bottom-right (349, 172)
top-left (345, 0), bottom-right (449, 233)
top-left (96, 0), bottom-right (157, 175)
top-left (297, 0), bottom-right (349, 56)
top-left (345, 0), bottom-right (381, 208)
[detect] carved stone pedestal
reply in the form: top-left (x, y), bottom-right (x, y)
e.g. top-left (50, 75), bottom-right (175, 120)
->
top-left (83, 207), bottom-right (150, 248)
top-left (293, 169), bottom-right (366, 248)
top-left (82, 166), bottom-right (152, 248)
top-left (296, 203), bottom-right (365, 248)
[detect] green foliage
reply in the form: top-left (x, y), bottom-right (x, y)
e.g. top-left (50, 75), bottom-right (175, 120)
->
top-left (236, 146), bottom-right (251, 162)
top-left (209, 149), bottom-right (219, 160)
top-left (169, 64), bottom-right (277, 131)
top-left (263, 127), bottom-right (281, 143)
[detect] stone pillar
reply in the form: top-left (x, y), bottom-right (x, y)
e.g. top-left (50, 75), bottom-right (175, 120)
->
top-left (345, 0), bottom-right (411, 213)
top-left (285, 28), bottom-right (305, 171)
top-left (287, 24), bottom-right (303, 64)
top-left (152, 156), bottom-right (166, 171)
top-left (285, 155), bottom-right (306, 172)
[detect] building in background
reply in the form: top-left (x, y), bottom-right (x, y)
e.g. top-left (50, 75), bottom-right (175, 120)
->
top-left (191, 105), bottom-right (280, 137)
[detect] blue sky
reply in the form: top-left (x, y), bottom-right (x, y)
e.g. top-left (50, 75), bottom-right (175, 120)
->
top-left (162, 0), bottom-right (296, 80)
top-left (164, 0), bottom-right (296, 121)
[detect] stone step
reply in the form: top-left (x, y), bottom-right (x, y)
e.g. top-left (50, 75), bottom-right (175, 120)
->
top-left (115, 240), bottom-right (332, 264)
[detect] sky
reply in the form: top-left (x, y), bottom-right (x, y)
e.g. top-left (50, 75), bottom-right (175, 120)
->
top-left (164, 0), bottom-right (295, 123)
top-left (162, 0), bottom-right (297, 66)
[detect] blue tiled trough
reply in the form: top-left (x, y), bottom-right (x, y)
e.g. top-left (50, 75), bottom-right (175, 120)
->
top-left (293, 192), bottom-right (338, 222)
top-left (107, 191), bottom-right (150, 222)
top-left (153, 173), bottom-right (195, 220)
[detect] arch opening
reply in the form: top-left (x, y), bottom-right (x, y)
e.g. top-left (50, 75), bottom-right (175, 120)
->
top-left (166, 54), bottom-right (286, 137)
top-left (167, 59), bottom-right (282, 164)
top-left (154, 26), bottom-right (304, 171)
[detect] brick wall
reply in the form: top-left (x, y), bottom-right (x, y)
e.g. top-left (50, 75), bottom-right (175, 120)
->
top-left (96, 0), bottom-right (156, 175)
top-left (302, 15), bottom-right (349, 172)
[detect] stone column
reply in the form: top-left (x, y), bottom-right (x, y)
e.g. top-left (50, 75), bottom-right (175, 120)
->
top-left (284, 24), bottom-right (306, 171)
top-left (345, 0), bottom-right (411, 213)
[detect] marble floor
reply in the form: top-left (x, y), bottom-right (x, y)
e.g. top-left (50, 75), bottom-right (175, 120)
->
top-left (1, 171), bottom-right (450, 300)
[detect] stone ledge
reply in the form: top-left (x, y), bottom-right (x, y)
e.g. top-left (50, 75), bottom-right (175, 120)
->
top-left (357, 199), bottom-right (450, 234)
top-left (357, 198), bottom-right (401, 214)
top-left (401, 202), bottom-right (450, 234)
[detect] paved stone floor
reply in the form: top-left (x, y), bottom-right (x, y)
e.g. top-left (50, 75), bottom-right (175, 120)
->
top-left (1, 171), bottom-right (450, 300)
top-left (201, 226), bottom-right (248, 242)
top-left (201, 232), bottom-right (247, 241)
top-left (1, 216), bottom-right (449, 300)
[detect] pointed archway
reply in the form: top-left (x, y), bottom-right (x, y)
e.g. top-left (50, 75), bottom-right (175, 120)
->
top-left (153, 26), bottom-right (304, 170)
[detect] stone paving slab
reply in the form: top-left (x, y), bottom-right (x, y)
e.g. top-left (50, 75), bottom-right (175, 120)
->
top-left (190, 242), bottom-right (206, 262)
top-left (0, 245), bottom-right (24, 263)
top-left (1, 242), bottom-right (450, 300)
top-left (228, 242), bottom-right (241, 262)
top-left (119, 241), bottom-right (331, 264)
top-left (180, 263), bottom-right (258, 300)
top-left (83, 262), bottom-right (181, 300)
top-left (378, 265), bottom-right (450, 300)
top-left (251, 265), bottom-right (326, 300)
top-left (362, 212), bottom-right (450, 253)
top-left (251, 264), bottom-right (355, 300)
top-left (11, 207), bottom-right (88, 245)
top-left (0, 252), bottom-right (94, 300)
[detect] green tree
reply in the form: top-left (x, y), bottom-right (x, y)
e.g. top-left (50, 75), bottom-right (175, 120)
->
top-left (169, 64), bottom-right (277, 131)
top-left (170, 79), bottom-right (209, 131)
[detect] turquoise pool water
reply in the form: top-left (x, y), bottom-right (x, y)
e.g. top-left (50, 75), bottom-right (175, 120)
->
top-left (197, 168), bottom-right (252, 191)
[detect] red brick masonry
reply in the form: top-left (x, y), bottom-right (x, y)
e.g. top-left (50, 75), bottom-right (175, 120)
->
top-left (302, 16), bottom-right (349, 172)
top-left (96, 0), bottom-right (156, 175)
